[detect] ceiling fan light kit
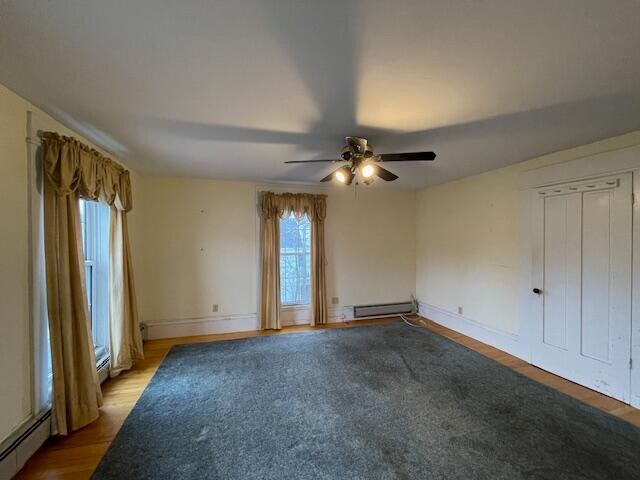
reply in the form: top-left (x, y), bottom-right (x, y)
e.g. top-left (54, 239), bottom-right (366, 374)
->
top-left (361, 162), bottom-right (376, 179)
top-left (335, 166), bottom-right (355, 185)
top-left (284, 136), bottom-right (436, 186)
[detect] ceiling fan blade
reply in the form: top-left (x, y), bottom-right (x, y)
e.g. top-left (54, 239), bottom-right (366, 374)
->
top-left (284, 159), bottom-right (339, 164)
top-left (320, 169), bottom-right (339, 182)
top-left (379, 151), bottom-right (436, 162)
top-left (375, 166), bottom-right (399, 181)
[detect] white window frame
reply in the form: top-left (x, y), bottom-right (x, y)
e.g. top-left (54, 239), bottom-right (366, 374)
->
top-left (27, 112), bottom-right (52, 416)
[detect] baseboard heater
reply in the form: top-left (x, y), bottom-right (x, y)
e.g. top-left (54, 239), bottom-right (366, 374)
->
top-left (0, 357), bottom-right (112, 478)
top-left (0, 410), bottom-right (51, 478)
top-left (353, 302), bottom-right (413, 318)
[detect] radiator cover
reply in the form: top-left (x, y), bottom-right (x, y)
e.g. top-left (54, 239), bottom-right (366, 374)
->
top-left (353, 302), bottom-right (413, 318)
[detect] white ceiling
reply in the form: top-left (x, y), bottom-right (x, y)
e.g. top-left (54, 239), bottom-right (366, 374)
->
top-left (1, 0), bottom-right (640, 188)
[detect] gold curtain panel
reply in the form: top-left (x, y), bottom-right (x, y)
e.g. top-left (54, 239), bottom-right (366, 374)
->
top-left (259, 192), bottom-right (328, 329)
top-left (41, 132), bottom-right (133, 212)
top-left (41, 131), bottom-right (141, 435)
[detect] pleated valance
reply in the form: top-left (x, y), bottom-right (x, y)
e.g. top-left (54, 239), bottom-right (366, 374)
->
top-left (259, 192), bottom-right (327, 221)
top-left (42, 132), bottom-right (133, 211)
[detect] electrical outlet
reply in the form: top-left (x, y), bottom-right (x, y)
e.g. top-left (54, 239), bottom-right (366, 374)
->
top-left (212, 304), bottom-right (219, 313)
top-left (331, 297), bottom-right (339, 305)
top-left (457, 306), bottom-right (463, 315)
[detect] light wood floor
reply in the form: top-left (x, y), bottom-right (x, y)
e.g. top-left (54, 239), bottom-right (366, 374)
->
top-left (16, 316), bottom-right (640, 479)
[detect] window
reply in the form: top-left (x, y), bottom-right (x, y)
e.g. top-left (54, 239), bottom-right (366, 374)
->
top-left (79, 199), bottom-right (110, 365)
top-left (279, 214), bottom-right (311, 305)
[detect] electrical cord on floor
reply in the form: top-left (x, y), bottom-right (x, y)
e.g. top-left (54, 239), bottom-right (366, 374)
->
top-left (401, 313), bottom-right (424, 328)
top-left (400, 295), bottom-right (424, 328)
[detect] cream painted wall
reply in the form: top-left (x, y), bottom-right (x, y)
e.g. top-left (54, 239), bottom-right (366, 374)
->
top-left (325, 187), bottom-right (416, 307)
top-left (0, 83), bottom-right (32, 443)
top-left (134, 177), bottom-right (258, 321)
top-left (0, 83), bottom-right (140, 443)
top-left (134, 178), bottom-right (416, 324)
top-left (416, 131), bottom-right (640, 335)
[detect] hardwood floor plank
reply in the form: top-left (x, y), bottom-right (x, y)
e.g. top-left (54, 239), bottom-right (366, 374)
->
top-left (15, 316), bottom-right (639, 479)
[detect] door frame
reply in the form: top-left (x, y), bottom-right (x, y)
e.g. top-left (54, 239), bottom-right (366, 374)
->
top-left (518, 144), bottom-right (640, 408)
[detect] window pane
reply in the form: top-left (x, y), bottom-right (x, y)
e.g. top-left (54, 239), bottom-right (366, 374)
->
top-left (80, 199), bottom-right (111, 364)
top-left (80, 199), bottom-right (88, 260)
top-left (279, 214), bottom-right (311, 305)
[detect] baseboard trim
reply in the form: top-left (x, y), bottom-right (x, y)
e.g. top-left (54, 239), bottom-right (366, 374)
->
top-left (144, 313), bottom-right (260, 340)
top-left (419, 302), bottom-right (528, 360)
top-left (143, 306), bottom-right (367, 339)
top-left (0, 411), bottom-right (51, 479)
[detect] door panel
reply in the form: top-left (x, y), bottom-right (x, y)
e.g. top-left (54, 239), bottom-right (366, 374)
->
top-left (531, 174), bottom-right (632, 402)
top-left (542, 195), bottom-right (575, 349)
top-left (581, 190), bottom-right (613, 363)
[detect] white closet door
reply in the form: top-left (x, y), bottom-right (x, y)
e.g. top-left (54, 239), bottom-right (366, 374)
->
top-left (530, 174), bottom-right (632, 402)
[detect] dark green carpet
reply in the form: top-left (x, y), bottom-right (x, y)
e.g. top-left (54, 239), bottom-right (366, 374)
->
top-left (92, 322), bottom-right (640, 479)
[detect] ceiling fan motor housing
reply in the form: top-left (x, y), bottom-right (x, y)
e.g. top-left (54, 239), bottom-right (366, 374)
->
top-left (343, 137), bottom-right (375, 165)
top-left (341, 146), bottom-right (352, 161)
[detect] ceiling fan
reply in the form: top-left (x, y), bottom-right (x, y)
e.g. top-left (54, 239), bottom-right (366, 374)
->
top-left (284, 136), bottom-right (436, 185)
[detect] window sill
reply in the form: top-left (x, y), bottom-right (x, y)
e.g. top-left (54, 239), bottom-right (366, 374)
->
top-left (281, 304), bottom-right (310, 310)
